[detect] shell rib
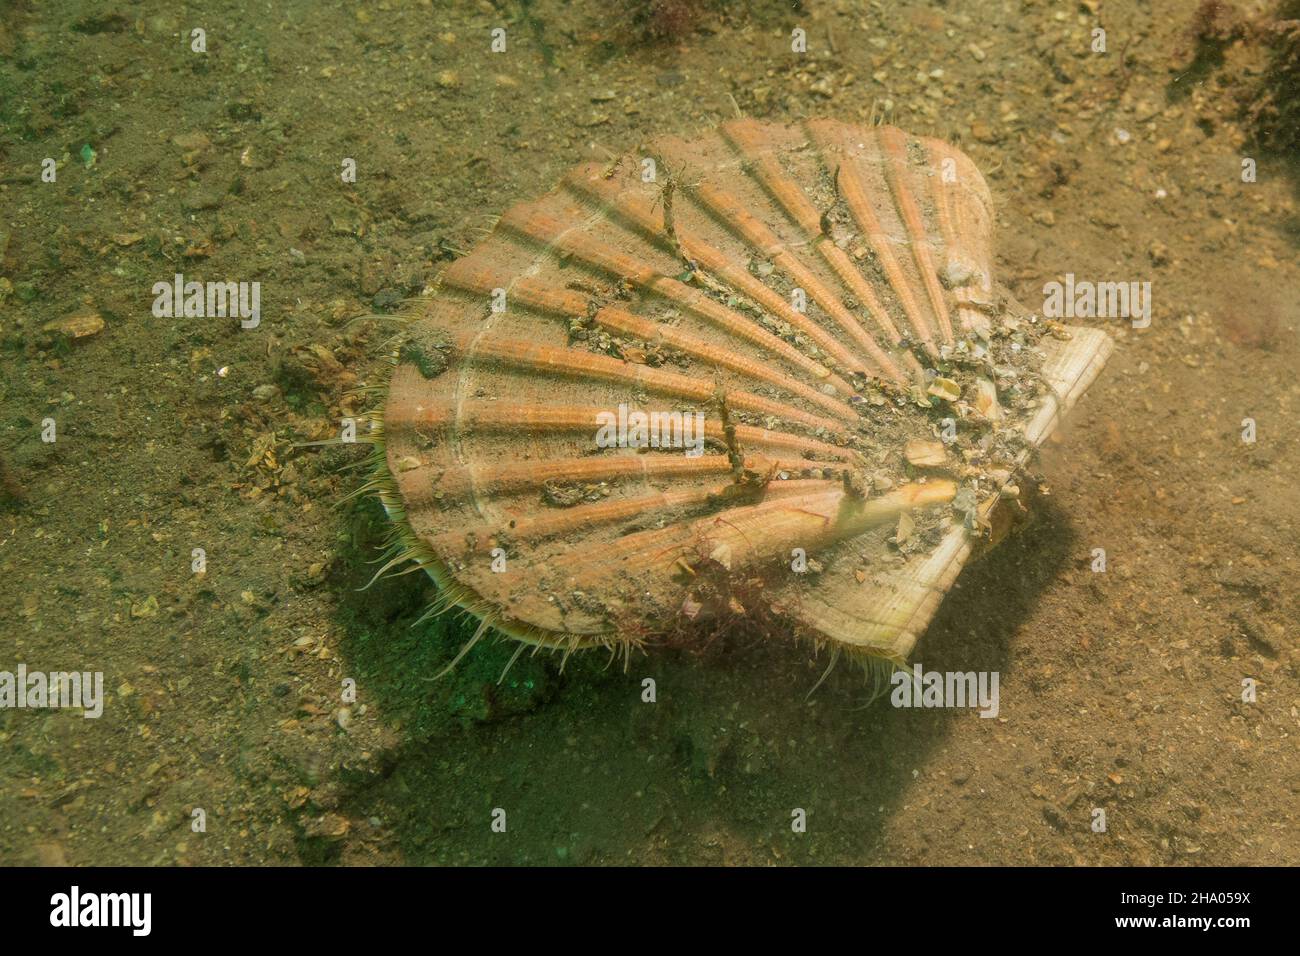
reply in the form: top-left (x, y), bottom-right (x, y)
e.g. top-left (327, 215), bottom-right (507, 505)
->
top-left (376, 120), bottom-right (1113, 664)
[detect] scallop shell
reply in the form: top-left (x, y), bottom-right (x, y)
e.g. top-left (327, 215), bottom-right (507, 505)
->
top-left (373, 119), bottom-right (1112, 667)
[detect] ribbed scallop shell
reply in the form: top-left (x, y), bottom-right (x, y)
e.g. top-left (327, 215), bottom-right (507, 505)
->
top-left (375, 119), bottom-right (1112, 665)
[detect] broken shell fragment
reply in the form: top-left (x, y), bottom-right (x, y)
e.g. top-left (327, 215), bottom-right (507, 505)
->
top-left (905, 439), bottom-right (949, 468)
top-left (927, 377), bottom-right (961, 402)
top-left (973, 377), bottom-right (1003, 422)
top-left (371, 119), bottom-right (1113, 669)
top-left (708, 542), bottom-right (734, 570)
top-left (893, 511), bottom-right (916, 545)
top-left (43, 311), bottom-right (105, 340)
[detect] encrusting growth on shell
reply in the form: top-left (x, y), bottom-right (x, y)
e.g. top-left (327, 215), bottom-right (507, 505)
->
top-left (366, 119), bottom-right (1113, 673)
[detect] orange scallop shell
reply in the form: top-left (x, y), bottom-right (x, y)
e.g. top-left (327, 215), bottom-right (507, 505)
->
top-left (375, 119), bottom-right (1112, 665)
